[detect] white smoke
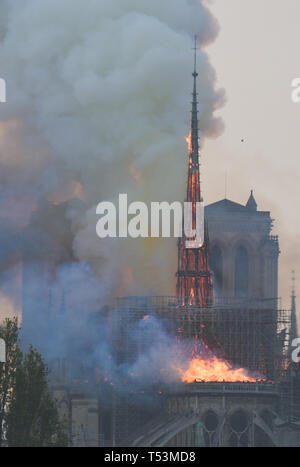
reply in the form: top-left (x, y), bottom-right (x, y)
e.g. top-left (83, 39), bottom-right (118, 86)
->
top-left (0, 0), bottom-right (225, 300)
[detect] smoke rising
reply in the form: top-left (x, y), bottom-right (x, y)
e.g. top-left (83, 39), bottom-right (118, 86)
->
top-left (0, 1), bottom-right (224, 388)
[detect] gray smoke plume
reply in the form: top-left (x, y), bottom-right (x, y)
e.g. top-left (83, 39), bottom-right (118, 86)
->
top-left (0, 1), bottom-right (225, 388)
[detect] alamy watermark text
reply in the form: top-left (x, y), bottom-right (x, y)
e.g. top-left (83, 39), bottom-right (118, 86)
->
top-left (0, 78), bottom-right (6, 103)
top-left (96, 194), bottom-right (204, 248)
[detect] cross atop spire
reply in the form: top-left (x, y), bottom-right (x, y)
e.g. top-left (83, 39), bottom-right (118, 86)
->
top-left (193, 34), bottom-right (198, 78)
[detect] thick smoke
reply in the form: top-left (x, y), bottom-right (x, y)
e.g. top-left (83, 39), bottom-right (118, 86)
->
top-left (0, 1), bottom-right (225, 388)
top-left (21, 261), bottom-right (190, 393)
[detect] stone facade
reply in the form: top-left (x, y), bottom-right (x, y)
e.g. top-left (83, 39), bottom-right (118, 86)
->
top-left (53, 384), bottom-right (99, 447)
top-left (130, 383), bottom-right (298, 447)
top-left (205, 194), bottom-right (280, 301)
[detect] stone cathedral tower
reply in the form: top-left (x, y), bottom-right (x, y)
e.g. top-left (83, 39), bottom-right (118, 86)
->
top-left (205, 192), bottom-right (280, 302)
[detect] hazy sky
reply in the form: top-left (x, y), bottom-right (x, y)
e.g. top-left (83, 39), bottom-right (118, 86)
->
top-left (203, 0), bottom-right (300, 309)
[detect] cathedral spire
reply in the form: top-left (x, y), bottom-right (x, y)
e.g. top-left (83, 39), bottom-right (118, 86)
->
top-left (191, 35), bottom-right (200, 176)
top-left (186, 35), bottom-right (202, 204)
top-left (176, 36), bottom-right (212, 307)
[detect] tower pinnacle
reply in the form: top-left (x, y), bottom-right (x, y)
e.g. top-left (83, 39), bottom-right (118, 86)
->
top-left (246, 190), bottom-right (257, 211)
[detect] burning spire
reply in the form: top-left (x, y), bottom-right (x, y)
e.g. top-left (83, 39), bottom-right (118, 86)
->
top-left (190, 35), bottom-right (201, 192)
top-left (176, 36), bottom-right (213, 307)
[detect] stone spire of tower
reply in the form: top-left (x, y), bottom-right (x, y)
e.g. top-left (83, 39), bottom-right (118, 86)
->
top-left (246, 190), bottom-right (257, 211)
top-left (176, 36), bottom-right (213, 307)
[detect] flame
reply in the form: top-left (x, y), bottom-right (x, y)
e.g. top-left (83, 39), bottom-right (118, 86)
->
top-left (176, 356), bottom-right (257, 383)
top-left (185, 130), bottom-right (192, 154)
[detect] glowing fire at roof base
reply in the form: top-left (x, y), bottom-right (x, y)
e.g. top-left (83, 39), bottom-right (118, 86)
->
top-left (176, 356), bottom-right (258, 384)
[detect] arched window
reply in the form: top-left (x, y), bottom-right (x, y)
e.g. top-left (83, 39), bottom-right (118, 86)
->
top-left (228, 410), bottom-right (250, 447)
top-left (203, 411), bottom-right (219, 447)
top-left (235, 245), bottom-right (249, 298)
top-left (210, 245), bottom-right (223, 296)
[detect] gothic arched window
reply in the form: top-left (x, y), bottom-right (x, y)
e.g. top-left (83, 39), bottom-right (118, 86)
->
top-left (234, 245), bottom-right (249, 298)
top-left (228, 410), bottom-right (250, 447)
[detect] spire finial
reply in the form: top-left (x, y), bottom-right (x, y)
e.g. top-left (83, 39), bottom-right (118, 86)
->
top-left (193, 35), bottom-right (198, 78)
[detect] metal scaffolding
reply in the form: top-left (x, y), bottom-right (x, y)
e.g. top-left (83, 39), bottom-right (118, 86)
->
top-left (113, 296), bottom-right (290, 381)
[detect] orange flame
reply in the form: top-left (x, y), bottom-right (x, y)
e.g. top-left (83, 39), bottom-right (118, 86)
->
top-left (185, 130), bottom-right (192, 154)
top-left (176, 356), bottom-right (257, 383)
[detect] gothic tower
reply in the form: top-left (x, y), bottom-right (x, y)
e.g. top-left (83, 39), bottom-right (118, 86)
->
top-left (205, 192), bottom-right (280, 303)
top-left (176, 38), bottom-right (213, 307)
